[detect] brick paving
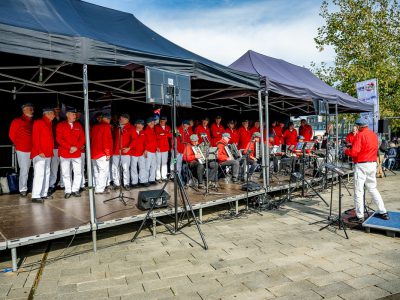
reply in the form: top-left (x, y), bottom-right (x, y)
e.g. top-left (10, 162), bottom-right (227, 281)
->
top-left (1, 173), bottom-right (400, 299)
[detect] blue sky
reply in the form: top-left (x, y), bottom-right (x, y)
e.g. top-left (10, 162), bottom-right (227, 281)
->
top-left (85, 0), bottom-right (334, 67)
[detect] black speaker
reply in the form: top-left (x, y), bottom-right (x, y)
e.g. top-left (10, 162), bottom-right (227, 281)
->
top-left (378, 119), bottom-right (389, 134)
top-left (137, 189), bottom-right (170, 210)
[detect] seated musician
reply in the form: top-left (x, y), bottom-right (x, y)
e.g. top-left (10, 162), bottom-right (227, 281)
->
top-left (183, 134), bottom-right (217, 189)
top-left (242, 132), bottom-right (261, 179)
top-left (283, 122), bottom-right (298, 147)
top-left (216, 133), bottom-right (240, 183)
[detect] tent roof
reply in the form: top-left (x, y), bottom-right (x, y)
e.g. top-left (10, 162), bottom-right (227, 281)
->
top-left (0, 0), bottom-right (259, 90)
top-left (229, 50), bottom-right (373, 113)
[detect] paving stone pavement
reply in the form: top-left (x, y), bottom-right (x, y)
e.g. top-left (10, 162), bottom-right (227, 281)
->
top-left (1, 173), bottom-right (400, 299)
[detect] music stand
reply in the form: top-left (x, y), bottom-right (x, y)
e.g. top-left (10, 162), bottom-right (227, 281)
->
top-left (319, 163), bottom-right (349, 239)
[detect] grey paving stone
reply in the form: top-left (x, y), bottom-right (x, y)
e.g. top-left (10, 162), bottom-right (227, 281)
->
top-left (268, 280), bottom-right (318, 297)
top-left (376, 279), bottom-right (400, 294)
top-left (76, 277), bottom-right (127, 292)
top-left (221, 287), bottom-right (275, 300)
top-left (345, 274), bottom-right (386, 289)
top-left (273, 290), bottom-right (323, 300)
top-left (307, 271), bottom-right (354, 286)
top-left (120, 287), bottom-right (174, 300)
top-left (142, 275), bottom-right (191, 292)
top-left (339, 285), bottom-right (390, 300)
top-left (4, 287), bottom-right (30, 299)
top-left (312, 281), bottom-right (355, 298)
top-left (57, 288), bottom-right (109, 300)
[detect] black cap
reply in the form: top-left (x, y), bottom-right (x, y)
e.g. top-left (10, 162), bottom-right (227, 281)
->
top-left (242, 119), bottom-right (249, 123)
top-left (66, 107), bottom-right (77, 113)
top-left (102, 112), bottom-right (111, 119)
top-left (215, 115), bottom-right (222, 119)
top-left (135, 119), bottom-right (144, 125)
top-left (202, 117), bottom-right (209, 121)
top-left (120, 113), bottom-right (130, 120)
top-left (42, 107), bottom-right (54, 114)
top-left (160, 116), bottom-right (168, 120)
top-left (182, 120), bottom-right (190, 125)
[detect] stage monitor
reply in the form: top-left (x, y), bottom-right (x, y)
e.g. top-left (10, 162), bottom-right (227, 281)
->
top-left (145, 67), bottom-right (191, 108)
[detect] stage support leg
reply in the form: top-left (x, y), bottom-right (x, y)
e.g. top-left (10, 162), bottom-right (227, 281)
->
top-left (235, 200), bottom-right (239, 214)
top-left (153, 218), bottom-right (156, 238)
top-left (11, 248), bottom-right (17, 272)
top-left (82, 64), bottom-right (97, 253)
top-left (258, 90), bottom-right (267, 190)
top-left (264, 91), bottom-right (270, 187)
top-left (199, 207), bottom-right (203, 223)
top-left (335, 104), bottom-right (339, 163)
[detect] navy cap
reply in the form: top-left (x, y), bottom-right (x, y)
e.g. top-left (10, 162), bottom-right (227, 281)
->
top-left (135, 119), bottom-right (144, 125)
top-left (355, 117), bottom-right (368, 126)
top-left (21, 103), bottom-right (33, 109)
top-left (146, 117), bottom-right (154, 123)
top-left (66, 107), bottom-right (77, 113)
top-left (298, 135), bottom-right (305, 140)
top-left (215, 115), bottom-right (222, 119)
top-left (42, 107), bottom-right (54, 114)
top-left (160, 116), bottom-right (167, 120)
top-left (102, 112), bottom-right (111, 119)
top-left (242, 119), bottom-right (249, 123)
top-left (222, 132), bottom-right (231, 139)
top-left (120, 113), bottom-right (130, 120)
top-left (94, 112), bottom-right (102, 118)
top-left (202, 117), bottom-right (209, 121)
top-left (182, 120), bottom-right (190, 125)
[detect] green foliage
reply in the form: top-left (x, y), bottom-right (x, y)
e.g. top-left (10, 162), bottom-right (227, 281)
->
top-left (313, 0), bottom-right (400, 131)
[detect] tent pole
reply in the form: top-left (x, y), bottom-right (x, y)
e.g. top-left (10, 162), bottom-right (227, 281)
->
top-left (264, 91), bottom-right (270, 187)
top-left (257, 90), bottom-right (266, 189)
top-left (335, 103), bottom-right (339, 163)
top-left (82, 64), bottom-right (97, 253)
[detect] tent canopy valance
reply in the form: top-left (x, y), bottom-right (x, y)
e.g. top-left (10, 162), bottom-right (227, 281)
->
top-left (230, 50), bottom-right (373, 113)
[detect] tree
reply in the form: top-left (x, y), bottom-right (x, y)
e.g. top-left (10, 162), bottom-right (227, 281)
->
top-left (314, 0), bottom-right (400, 131)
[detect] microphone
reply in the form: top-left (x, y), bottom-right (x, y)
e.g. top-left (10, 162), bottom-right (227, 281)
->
top-left (200, 133), bottom-right (207, 137)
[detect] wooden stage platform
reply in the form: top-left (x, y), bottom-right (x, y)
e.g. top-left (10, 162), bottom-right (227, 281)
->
top-left (0, 168), bottom-right (353, 263)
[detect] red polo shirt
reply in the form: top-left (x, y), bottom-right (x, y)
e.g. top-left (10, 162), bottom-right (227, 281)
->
top-left (56, 121), bottom-right (85, 158)
top-left (176, 126), bottom-right (191, 154)
top-left (31, 116), bottom-right (54, 159)
top-left (90, 122), bottom-right (113, 159)
top-left (112, 123), bottom-right (134, 155)
top-left (210, 123), bottom-right (224, 146)
top-left (194, 124), bottom-right (211, 144)
top-left (345, 127), bottom-right (378, 163)
top-left (130, 129), bottom-right (146, 157)
top-left (9, 114), bottom-right (33, 152)
top-left (283, 129), bottom-right (298, 146)
top-left (299, 124), bottom-right (313, 141)
top-left (225, 128), bottom-right (239, 145)
top-left (155, 124), bottom-right (172, 152)
top-left (237, 126), bottom-right (252, 150)
top-left (144, 126), bottom-right (157, 153)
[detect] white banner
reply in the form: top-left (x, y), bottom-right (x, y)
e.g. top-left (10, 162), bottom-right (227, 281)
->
top-left (356, 79), bottom-right (379, 132)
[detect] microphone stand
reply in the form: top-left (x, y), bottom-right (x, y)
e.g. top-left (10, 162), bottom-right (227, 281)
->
top-left (103, 124), bottom-right (135, 205)
top-left (201, 135), bottom-right (223, 196)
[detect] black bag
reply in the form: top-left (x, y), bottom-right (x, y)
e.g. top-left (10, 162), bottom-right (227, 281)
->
top-left (7, 173), bottom-right (18, 193)
top-left (241, 182), bottom-right (262, 192)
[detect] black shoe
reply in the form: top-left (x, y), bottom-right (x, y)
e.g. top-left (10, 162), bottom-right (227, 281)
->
top-left (149, 181), bottom-right (157, 185)
top-left (131, 184), bottom-right (139, 189)
top-left (123, 185), bottom-right (131, 191)
top-left (32, 198), bottom-right (44, 203)
top-left (112, 185), bottom-right (120, 190)
top-left (348, 216), bottom-right (364, 223)
top-left (156, 179), bottom-right (162, 183)
top-left (64, 193), bottom-right (71, 199)
top-left (198, 184), bottom-right (205, 189)
top-left (232, 178), bottom-right (239, 183)
top-left (20, 191), bottom-right (28, 197)
top-left (71, 192), bottom-right (81, 197)
top-left (42, 195), bottom-right (53, 200)
top-left (377, 213), bottom-right (390, 220)
top-left (142, 182), bottom-right (150, 187)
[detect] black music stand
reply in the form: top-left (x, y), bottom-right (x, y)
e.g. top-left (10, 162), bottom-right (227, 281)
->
top-left (318, 163), bottom-right (349, 239)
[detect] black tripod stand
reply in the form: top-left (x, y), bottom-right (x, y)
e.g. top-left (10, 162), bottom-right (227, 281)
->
top-left (201, 136), bottom-right (224, 197)
top-left (104, 125), bottom-right (135, 205)
top-left (131, 85), bottom-right (208, 249)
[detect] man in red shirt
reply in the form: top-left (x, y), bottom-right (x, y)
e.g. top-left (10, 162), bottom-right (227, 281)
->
top-left (57, 108), bottom-right (86, 198)
top-left (130, 119), bottom-right (147, 188)
top-left (183, 134), bottom-right (212, 189)
top-left (31, 108), bottom-right (55, 202)
top-left (299, 119), bottom-right (313, 142)
top-left (9, 103), bottom-right (34, 197)
top-left (345, 118), bottom-right (389, 222)
top-left (216, 133), bottom-right (239, 183)
top-left (194, 117), bottom-right (211, 144)
top-left (91, 113), bottom-right (113, 194)
top-left (345, 126), bottom-right (358, 146)
top-left (242, 132), bottom-right (261, 180)
top-left (144, 117), bottom-right (157, 184)
top-left (283, 122), bottom-right (298, 147)
top-left (225, 120), bottom-right (239, 145)
top-left (251, 120), bottom-right (260, 134)
top-left (237, 120), bottom-right (252, 150)
top-left (155, 116), bottom-right (172, 182)
top-left (210, 116), bottom-right (224, 146)
top-left (111, 113), bottom-right (133, 190)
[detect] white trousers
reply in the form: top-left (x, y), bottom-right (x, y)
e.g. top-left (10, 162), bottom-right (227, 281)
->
top-left (32, 156), bottom-right (51, 198)
top-left (156, 151), bottom-right (169, 180)
top-left (130, 155), bottom-right (146, 184)
top-left (170, 151), bottom-right (182, 175)
top-left (80, 153), bottom-right (86, 188)
top-left (92, 156), bottom-right (109, 193)
top-left (60, 157), bottom-right (82, 194)
top-left (16, 150), bottom-right (31, 192)
top-left (112, 155), bottom-right (130, 186)
top-left (354, 162), bottom-right (387, 218)
top-left (49, 149), bottom-right (62, 188)
top-left (145, 152), bottom-right (157, 182)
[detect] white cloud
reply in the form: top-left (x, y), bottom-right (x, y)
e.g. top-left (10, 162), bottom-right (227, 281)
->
top-left (135, 1), bottom-right (335, 67)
